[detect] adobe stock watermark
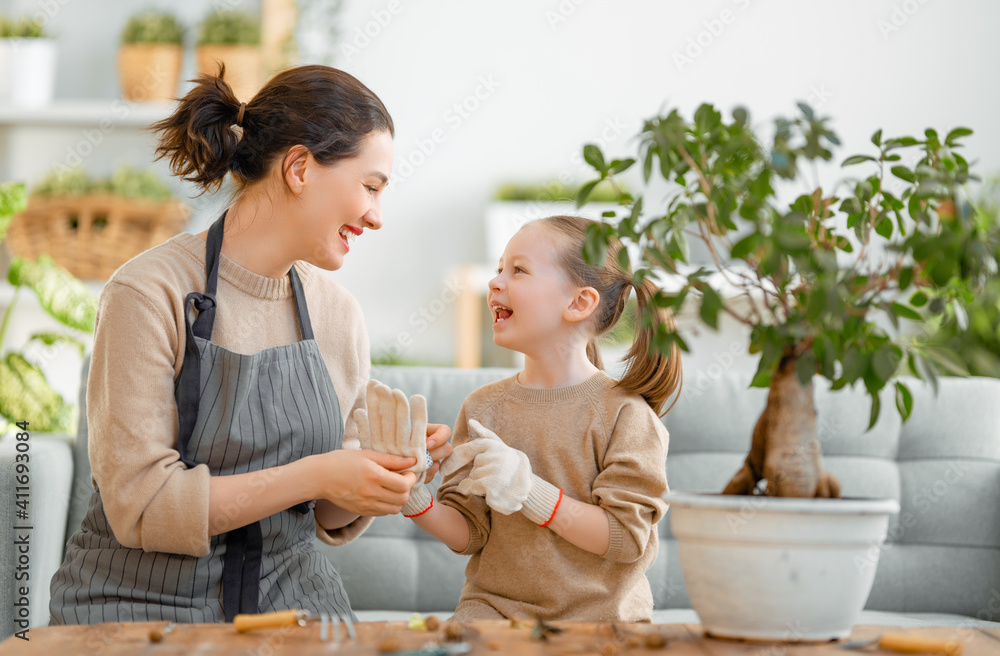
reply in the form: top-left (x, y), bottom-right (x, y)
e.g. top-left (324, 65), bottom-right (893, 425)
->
top-left (372, 274), bottom-right (467, 365)
top-left (673, 0), bottom-right (755, 74)
top-left (545, 0), bottom-right (591, 31)
top-left (853, 459), bottom-right (970, 576)
top-left (389, 74), bottom-right (502, 189)
top-left (339, 0), bottom-right (404, 63)
top-left (877, 0), bottom-right (932, 40)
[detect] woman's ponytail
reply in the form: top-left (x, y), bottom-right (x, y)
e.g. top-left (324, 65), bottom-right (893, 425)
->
top-left (151, 65), bottom-right (245, 194)
top-left (618, 277), bottom-right (683, 416)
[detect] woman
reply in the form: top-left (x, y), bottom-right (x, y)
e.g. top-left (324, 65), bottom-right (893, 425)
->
top-left (49, 65), bottom-right (451, 624)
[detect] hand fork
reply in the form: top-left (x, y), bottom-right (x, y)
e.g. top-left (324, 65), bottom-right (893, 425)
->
top-left (233, 609), bottom-right (356, 643)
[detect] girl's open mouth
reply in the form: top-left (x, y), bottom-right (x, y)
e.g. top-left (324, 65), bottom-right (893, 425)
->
top-left (338, 226), bottom-right (361, 252)
top-left (491, 304), bottom-right (513, 324)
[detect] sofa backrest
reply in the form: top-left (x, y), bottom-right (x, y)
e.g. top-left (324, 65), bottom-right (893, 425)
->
top-left (67, 361), bottom-right (1000, 619)
top-left (323, 366), bottom-right (1000, 619)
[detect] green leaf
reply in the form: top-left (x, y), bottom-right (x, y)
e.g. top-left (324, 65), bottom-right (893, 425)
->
top-left (890, 302), bottom-right (922, 321)
top-left (730, 233), bottom-right (761, 260)
top-left (945, 127), bottom-right (972, 145)
top-left (698, 285), bottom-right (724, 330)
top-left (890, 166), bottom-right (916, 183)
top-left (885, 136), bottom-right (920, 149)
top-left (842, 155), bottom-right (876, 167)
top-left (608, 158), bottom-right (635, 175)
top-left (27, 332), bottom-right (86, 357)
top-left (841, 348), bottom-right (865, 383)
top-left (582, 222), bottom-right (609, 266)
top-left (871, 129), bottom-right (882, 147)
top-left (872, 346), bottom-right (899, 383)
top-left (7, 256), bottom-right (97, 332)
top-left (583, 144), bottom-right (606, 173)
top-left (795, 350), bottom-right (817, 385)
top-left (898, 267), bottom-right (914, 290)
top-left (797, 102), bottom-right (815, 120)
top-left (875, 216), bottom-right (893, 239)
top-left (0, 181), bottom-right (28, 241)
top-left (868, 392), bottom-right (881, 431)
top-left (909, 291), bottom-right (928, 307)
top-left (0, 353), bottom-right (74, 433)
top-left (575, 179), bottom-right (599, 208)
top-left (894, 381), bottom-right (913, 422)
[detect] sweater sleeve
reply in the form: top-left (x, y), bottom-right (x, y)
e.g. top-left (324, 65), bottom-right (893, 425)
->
top-left (591, 401), bottom-right (669, 564)
top-left (436, 403), bottom-right (491, 555)
top-left (87, 281), bottom-right (211, 557)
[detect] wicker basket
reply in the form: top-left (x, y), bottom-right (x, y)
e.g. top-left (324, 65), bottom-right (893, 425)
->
top-left (5, 194), bottom-right (191, 280)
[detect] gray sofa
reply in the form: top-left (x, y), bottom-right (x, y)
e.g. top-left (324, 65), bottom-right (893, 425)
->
top-left (3, 361), bottom-right (999, 639)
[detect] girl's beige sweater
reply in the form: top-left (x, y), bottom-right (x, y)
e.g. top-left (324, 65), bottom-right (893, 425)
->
top-left (438, 372), bottom-right (670, 622)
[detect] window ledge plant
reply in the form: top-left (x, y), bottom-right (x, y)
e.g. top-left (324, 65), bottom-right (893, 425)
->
top-left (117, 10), bottom-right (185, 102)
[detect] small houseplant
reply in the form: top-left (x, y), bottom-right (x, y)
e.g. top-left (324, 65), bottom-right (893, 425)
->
top-left (0, 15), bottom-right (57, 106)
top-left (0, 181), bottom-right (97, 435)
top-left (117, 10), bottom-right (185, 102)
top-left (196, 9), bottom-right (262, 102)
top-left (576, 103), bottom-right (998, 640)
top-left (5, 165), bottom-right (189, 280)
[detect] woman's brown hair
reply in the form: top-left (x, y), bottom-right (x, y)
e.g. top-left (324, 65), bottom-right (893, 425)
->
top-left (151, 64), bottom-right (394, 195)
top-left (538, 215), bottom-right (683, 416)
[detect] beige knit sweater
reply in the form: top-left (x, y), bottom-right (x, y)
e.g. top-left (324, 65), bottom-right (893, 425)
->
top-left (437, 372), bottom-right (669, 623)
top-left (86, 232), bottom-right (372, 557)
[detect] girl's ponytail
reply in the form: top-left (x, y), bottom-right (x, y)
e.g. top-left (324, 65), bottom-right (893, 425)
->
top-left (539, 215), bottom-right (683, 416)
top-left (618, 277), bottom-right (682, 416)
top-left (151, 65), bottom-right (243, 194)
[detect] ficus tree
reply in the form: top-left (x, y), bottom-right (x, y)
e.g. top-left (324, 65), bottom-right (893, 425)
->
top-left (577, 103), bottom-right (999, 498)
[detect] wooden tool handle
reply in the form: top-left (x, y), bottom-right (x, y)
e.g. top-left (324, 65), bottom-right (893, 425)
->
top-left (233, 610), bottom-right (303, 633)
top-left (880, 634), bottom-right (964, 656)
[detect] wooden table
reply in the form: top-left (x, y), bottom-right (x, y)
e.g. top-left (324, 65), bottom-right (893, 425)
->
top-left (0, 620), bottom-right (996, 655)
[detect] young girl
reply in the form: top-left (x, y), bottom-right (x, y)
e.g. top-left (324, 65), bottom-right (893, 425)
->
top-left (399, 215), bottom-right (682, 622)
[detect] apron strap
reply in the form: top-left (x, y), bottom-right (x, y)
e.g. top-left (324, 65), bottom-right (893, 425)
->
top-left (176, 210), bottom-right (314, 618)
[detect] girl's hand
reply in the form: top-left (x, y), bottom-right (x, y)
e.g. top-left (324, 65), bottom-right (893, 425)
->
top-left (313, 449), bottom-right (417, 516)
top-left (423, 423), bottom-right (453, 483)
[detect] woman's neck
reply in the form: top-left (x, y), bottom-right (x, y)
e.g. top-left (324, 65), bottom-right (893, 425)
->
top-left (519, 340), bottom-right (600, 389)
top-left (199, 194), bottom-right (298, 279)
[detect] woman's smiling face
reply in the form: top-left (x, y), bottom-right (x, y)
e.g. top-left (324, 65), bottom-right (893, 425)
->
top-left (487, 223), bottom-right (578, 353)
top-left (294, 130), bottom-right (393, 271)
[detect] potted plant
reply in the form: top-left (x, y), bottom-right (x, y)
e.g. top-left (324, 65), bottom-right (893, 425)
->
top-left (5, 165), bottom-right (189, 280)
top-left (117, 10), bottom-right (185, 102)
top-left (0, 181), bottom-right (97, 436)
top-left (0, 15), bottom-right (58, 107)
top-left (196, 9), bottom-right (262, 102)
top-left (576, 103), bottom-right (998, 640)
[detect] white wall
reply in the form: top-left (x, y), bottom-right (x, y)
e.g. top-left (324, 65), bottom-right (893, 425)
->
top-left (3, 0), bottom-right (999, 378)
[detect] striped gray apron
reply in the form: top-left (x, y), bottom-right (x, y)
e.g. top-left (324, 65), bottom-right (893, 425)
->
top-left (49, 212), bottom-right (355, 624)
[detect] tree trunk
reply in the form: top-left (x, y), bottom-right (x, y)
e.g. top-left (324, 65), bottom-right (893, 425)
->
top-left (722, 354), bottom-right (841, 498)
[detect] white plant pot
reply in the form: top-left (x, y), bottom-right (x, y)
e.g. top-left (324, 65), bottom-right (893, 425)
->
top-left (0, 38), bottom-right (58, 107)
top-left (666, 492), bottom-right (899, 642)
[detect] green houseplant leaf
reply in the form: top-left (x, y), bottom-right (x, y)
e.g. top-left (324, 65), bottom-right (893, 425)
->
top-left (0, 181), bottom-right (27, 240)
top-left (8, 256), bottom-right (97, 332)
top-left (0, 353), bottom-right (74, 433)
top-left (197, 10), bottom-right (261, 46)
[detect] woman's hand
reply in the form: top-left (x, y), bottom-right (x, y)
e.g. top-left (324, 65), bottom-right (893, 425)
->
top-left (423, 423), bottom-right (453, 483)
top-left (312, 449), bottom-right (418, 516)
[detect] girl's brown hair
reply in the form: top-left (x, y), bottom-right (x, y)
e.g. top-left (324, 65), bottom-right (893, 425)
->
top-left (151, 64), bottom-right (394, 195)
top-left (538, 215), bottom-right (682, 416)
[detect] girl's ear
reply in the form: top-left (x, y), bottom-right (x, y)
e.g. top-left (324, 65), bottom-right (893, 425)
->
top-left (282, 144), bottom-right (311, 194)
top-left (564, 287), bottom-right (600, 323)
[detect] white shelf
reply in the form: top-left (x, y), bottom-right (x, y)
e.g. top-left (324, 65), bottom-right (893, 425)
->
top-left (0, 100), bottom-right (176, 128)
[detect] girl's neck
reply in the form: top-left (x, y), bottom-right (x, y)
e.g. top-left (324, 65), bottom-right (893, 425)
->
top-left (518, 342), bottom-right (601, 389)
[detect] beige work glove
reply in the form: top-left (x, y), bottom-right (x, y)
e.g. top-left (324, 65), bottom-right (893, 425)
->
top-left (440, 419), bottom-right (563, 526)
top-left (354, 379), bottom-right (434, 517)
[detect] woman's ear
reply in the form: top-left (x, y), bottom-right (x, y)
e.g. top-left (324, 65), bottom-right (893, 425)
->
top-left (282, 144), bottom-right (312, 195)
top-left (564, 287), bottom-right (600, 323)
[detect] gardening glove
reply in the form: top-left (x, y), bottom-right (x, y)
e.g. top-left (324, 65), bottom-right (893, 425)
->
top-left (441, 419), bottom-right (563, 526)
top-left (354, 380), bottom-right (434, 517)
